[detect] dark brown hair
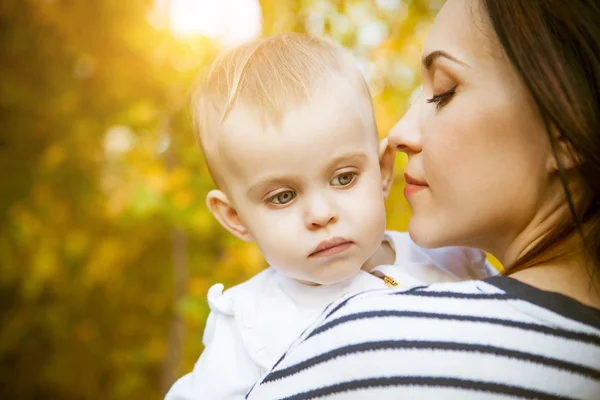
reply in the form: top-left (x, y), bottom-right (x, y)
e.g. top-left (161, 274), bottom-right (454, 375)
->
top-left (480, 0), bottom-right (600, 274)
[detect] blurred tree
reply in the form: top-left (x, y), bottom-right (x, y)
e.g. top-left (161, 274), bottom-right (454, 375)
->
top-left (0, 0), bottom-right (443, 399)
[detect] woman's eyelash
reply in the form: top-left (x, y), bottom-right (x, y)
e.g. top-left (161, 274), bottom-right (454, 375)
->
top-left (426, 85), bottom-right (457, 110)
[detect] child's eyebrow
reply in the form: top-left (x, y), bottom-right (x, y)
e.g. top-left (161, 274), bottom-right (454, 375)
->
top-left (325, 152), bottom-right (368, 169)
top-left (246, 152), bottom-right (368, 196)
top-left (247, 175), bottom-right (296, 196)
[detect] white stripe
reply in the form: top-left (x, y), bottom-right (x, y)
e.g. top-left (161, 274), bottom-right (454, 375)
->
top-left (279, 310), bottom-right (600, 373)
top-left (257, 350), bottom-right (600, 399)
top-left (248, 280), bottom-right (600, 400)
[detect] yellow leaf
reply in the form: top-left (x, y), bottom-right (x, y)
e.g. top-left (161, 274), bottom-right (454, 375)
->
top-left (173, 188), bottom-right (193, 209)
top-left (188, 277), bottom-right (209, 298)
top-left (84, 238), bottom-right (124, 286)
top-left (41, 144), bottom-right (66, 170)
top-left (169, 168), bottom-right (190, 187)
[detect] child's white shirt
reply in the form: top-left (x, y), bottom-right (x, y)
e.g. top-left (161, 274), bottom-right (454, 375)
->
top-left (165, 231), bottom-right (497, 400)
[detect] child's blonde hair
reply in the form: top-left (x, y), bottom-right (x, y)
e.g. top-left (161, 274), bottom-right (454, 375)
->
top-left (191, 33), bottom-right (375, 187)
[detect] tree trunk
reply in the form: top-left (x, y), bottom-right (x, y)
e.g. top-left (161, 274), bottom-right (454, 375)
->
top-left (159, 114), bottom-right (189, 395)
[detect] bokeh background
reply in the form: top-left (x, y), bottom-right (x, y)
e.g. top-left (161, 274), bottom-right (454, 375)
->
top-left (1, 0), bottom-right (499, 399)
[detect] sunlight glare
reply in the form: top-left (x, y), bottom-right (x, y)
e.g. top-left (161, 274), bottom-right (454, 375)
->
top-left (168, 0), bottom-right (261, 44)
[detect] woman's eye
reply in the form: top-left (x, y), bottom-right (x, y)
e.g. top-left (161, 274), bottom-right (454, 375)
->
top-left (268, 190), bottom-right (296, 205)
top-left (331, 172), bottom-right (357, 186)
top-left (426, 85), bottom-right (457, 110)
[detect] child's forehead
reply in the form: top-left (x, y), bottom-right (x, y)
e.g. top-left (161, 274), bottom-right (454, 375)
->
top-left (222, 99), bottom-right (375, 151)
top-left (207, 75), bottom-right (378, 186)
top-left (223, 76), bottom-right (375, 137)
top-left (216, 104), bottom-right (378, 185)
top-left (221, 138), bottom-right (376, 194)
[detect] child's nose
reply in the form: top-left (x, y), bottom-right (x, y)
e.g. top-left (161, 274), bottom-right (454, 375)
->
top-left (305, 196), bottom-right (338, 229)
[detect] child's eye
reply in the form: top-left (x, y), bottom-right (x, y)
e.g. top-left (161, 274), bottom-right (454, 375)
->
top-left (267, 190), bottom-right (296, 205)
top-left (331, 172), bottom-right (357, 186)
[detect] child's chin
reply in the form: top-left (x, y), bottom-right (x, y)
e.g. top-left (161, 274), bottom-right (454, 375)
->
top-left (314, 268), bottom-right (360, 285)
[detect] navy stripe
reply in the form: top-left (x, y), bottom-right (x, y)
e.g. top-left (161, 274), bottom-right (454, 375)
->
top-left (275, 376), bottom-right (576, 400)
top-left (267, 350), bottom-right (291, 380)
top-left (389, 289), bottom-right (511, 300)
top-left (322, 283), bottom-right (430, 321)
top-left (305, 310), bottom-right (600, 346)
top-left (323, 291), bottom-right (365, 319)
top-left (263, 292), bottom-right (370, 382)
top-left (486, 276), bottom-right (600, 330)
top-left (263, 340), bottom-right (600, 383)
top-left (323, 283), bottom-right (508, 321)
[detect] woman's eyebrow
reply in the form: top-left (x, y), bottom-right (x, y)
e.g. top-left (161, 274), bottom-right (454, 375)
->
top-left (422, 50), bottom-right (465, 69)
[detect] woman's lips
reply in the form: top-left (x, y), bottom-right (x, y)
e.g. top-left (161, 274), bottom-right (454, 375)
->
top-left (309, 237), bottom-right (354, 258)
top-left (404, 173), bottom-right (428, 186)
top-left (404, 173), bottom-right (428, 197)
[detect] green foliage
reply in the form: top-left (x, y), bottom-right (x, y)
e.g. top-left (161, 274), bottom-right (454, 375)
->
top-left (0, 0), bottom-right (443, 398)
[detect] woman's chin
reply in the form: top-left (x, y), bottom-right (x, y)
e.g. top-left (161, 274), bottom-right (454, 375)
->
top-left (408, 218), bottom-right (449, 249)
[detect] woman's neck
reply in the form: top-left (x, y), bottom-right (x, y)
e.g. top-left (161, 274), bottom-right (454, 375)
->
top-left (500, 188), bottom-right (600, 308)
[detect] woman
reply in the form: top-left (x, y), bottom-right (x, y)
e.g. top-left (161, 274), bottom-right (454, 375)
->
top-left (246, 0), bottom-right (600, 398)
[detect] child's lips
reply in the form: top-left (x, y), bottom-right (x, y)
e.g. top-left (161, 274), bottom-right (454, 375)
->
top-left (309, 237), bottom-right (354, 258)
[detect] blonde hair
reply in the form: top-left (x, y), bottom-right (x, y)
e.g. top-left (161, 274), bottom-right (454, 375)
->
top-left (191, 33), bottom-right (375, 186)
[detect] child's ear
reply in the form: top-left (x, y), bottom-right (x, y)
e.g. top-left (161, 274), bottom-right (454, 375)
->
top-left (379, 138), bottom-right (395, 199)
top-left (206, 190), bottom-right (253, 242)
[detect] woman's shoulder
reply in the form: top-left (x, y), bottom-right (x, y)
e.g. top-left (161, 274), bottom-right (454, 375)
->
top-left (331, 276), bottom-right (600, 330)
top-left (330, 276), bottom-right (504, 308)
top-left (247, 277), bottom-right (600, 399)
top-left (293, 276), bottom-right (600, 361)
top-left (483, 276), bottom-right (600, 331)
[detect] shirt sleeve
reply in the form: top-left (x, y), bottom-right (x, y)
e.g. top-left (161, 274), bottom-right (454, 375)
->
top-left (165, 289), bottom-right (262, 400)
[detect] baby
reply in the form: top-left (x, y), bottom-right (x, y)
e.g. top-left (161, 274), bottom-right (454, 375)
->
top-left (166, 33), bottom-right (496, 400)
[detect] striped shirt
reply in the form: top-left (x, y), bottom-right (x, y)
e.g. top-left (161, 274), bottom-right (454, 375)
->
top-left (246, 276), bottom-right (600, 400)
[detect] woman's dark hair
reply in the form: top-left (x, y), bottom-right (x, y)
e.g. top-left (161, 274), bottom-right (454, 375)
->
top-left (480, 0), bottom-right (600, 274)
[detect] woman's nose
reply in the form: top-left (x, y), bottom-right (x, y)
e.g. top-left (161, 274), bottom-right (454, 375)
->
top-left (387, 99), bottom-right (422, 155)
